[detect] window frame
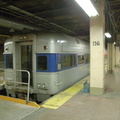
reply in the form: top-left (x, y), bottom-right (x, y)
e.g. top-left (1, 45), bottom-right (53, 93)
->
top-left (77, 54), bottom-right (85, 65)
top-left (36, 53), bottom-right (57, 72)
top-left (57, 54), bottom-right (77, 71)
top-left (4, 54), bottom-right (13, 69)
top-left (85, 54), bottom-right (90, 64)
top-left (36, 54), bottom-right (48, 72)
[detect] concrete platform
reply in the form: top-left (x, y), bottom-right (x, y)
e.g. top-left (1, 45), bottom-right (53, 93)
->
top-left (0, 76), bottom-right (89, 120)
top-left (0, 99), bottom-right (39, 120)
top-left (42, 76), bottom-right (89, 109)
top-left (1, 67), bottom-right (120, 120)
top-left (23, 67), bottom-right (120, 120)
top-left (23, 93), bottom-right (120, 120)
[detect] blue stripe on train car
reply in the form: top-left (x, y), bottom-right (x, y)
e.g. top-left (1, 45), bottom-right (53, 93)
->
top-left (36, 53), bottom-right (79, 72)
top-left (49, 54), bottom-right (58, 72)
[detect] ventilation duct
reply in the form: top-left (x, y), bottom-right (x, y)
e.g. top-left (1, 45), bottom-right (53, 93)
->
top-left (0, 18), bottom-right (41, 31)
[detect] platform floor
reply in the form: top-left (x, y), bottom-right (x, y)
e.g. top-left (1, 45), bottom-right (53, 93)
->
top-left (1, 67), bottom-right (120, 120)
top-left (0, 99), bottom-right (39, 120)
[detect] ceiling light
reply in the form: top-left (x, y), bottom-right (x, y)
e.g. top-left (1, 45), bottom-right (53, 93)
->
top-left (105, 32), bottom-right (112, 38)
top-left (75, 0), bottom-right (99, 17)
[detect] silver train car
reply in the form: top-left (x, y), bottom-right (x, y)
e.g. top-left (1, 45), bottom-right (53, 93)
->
top-left (3, 33), bottom-right (90, 101)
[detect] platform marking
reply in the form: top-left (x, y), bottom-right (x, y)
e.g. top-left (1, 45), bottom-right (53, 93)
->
top-left (0, 95), bottom-right (40, 108)
top-left (42, 76), bottom-right (90, 109)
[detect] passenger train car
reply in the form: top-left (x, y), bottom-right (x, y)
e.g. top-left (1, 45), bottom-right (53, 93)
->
top-left (3, 33), bottom-right (90, 102)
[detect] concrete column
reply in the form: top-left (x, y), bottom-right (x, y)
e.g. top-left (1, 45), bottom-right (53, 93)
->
top-left (107, 43), bottom-right (115, 73)
top-left (115, 46), bottom-right (120, 67)
top-left (113, 44), bottom-right (115, 68)
top-left (90, 0), bottom-right (105, 95)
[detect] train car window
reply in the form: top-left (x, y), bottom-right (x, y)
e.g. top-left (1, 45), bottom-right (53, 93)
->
top-left (5, 54), bottom-right (13, 69)
top-left (78, 55), bottom-right (84, 65)
top-left (63, 55), bottom-right (75, 68)
top-left (58, 55), bottom-right (63, 70)
top-left (86, 54), bottom-right (90, 63)
top-left (37, 56), bottom-right (47, 71)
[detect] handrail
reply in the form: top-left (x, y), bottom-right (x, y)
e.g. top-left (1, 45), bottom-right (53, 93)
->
top-left (0, 68), bottom-right (30, 104)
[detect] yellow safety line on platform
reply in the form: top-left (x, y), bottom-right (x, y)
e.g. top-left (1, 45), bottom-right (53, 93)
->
top-left (42, 76), bottom-right (90, 109)
top-left (0, 95), bottom-right (40, 108)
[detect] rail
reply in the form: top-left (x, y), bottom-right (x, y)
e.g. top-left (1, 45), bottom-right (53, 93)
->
top-left (0, 68), bottom-right (30, 104)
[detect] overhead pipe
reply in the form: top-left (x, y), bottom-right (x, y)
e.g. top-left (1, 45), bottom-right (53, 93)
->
top-left (0, 18), bottom-right (41, 31)
top-left (105, 0), bottom-right (118, 33)
top-left (7, 5), bottom-right (76, 35)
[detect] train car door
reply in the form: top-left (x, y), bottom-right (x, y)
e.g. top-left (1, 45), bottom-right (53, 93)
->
top-left (16, 42), bottom-right (33, 86)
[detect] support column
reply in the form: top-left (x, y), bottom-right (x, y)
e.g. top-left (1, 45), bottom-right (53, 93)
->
top-left (107, 43), bottom-right (115, 73)
top-left (90, 0), bottom-right (105, 95)
top-left (115, 46), bottom-right (120, 67)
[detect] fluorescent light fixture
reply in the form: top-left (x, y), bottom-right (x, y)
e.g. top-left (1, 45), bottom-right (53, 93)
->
top-left (75, 0), bottom-right (99, 17)
top-left (105, 32), bottom-right (112, 38)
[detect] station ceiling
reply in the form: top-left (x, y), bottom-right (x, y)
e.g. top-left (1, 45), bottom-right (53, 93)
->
top-left (0, 0), bottom-right (120, 44)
